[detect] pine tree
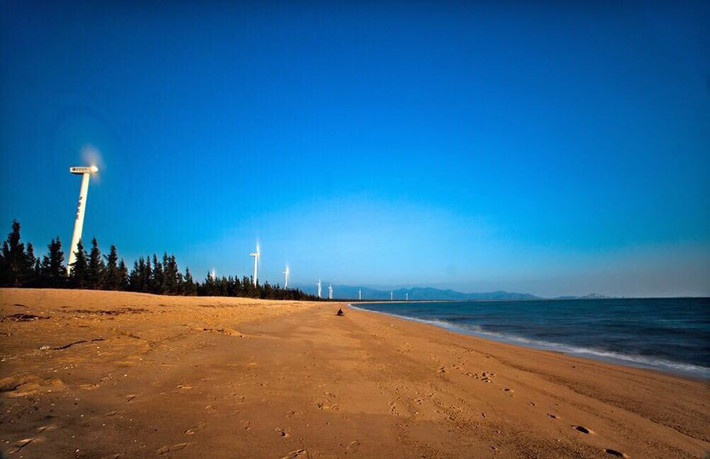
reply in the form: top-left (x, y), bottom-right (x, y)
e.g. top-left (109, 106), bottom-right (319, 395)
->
top-left (68, 240), bottom-right (89, 288)
top-left (86, 238), bottom-right (105, 289)
top-left (129, 257), bottom-right (151, 292)
top-left (129, 258), bottom-right (142, 291)
top-left (0, 220), bottom-right (30, 287)
top-left (183, 267), bottom-right (197, 296)
top-left (151, 254), bottom-right (163, 294)
top-left (33, 258), bottom-right (41, 287)
top-left (24, 242), bottom-right (38, 286)
top-left (144, 257), bottom-right (153, 292)
top-left (161, 253), bottom-right (178, 294)
top-left (40, 238), bottom-right (67, 288)
top-left (103, 245), bottom-right (120, 290)
top-left (118, 259), bottom-right (129, 290)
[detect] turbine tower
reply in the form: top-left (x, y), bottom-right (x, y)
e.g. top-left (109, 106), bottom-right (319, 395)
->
top-left (250, 242), bottom-right (260, 286)
top-left (406, 293), bottom-right (409, 301)
top-left (317, 279), bottom-right (322, 298)
top-left (358, 289), bottom-right (362, 301)
top-left (68, 165), bottom-right (99, 271)
top-left (283, 264), bottom-right (290, 289)
top-left (390, 291), bottom-right (393, 301)
top-left (328, 284), bottom-right (333, 300)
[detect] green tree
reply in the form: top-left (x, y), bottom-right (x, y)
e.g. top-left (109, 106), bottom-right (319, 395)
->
top-left (151, 254), bottom-right (163, 294)
top-left (68, 240), bottom-right (89, 288)
top-left (86, 238), bottom-right (106, 289)
top-left (161, 253), bottom-right (179, 294)
top-left (118, 259), bottom-right (129, 290)
top-left (183, 267), bottom-right (197, 295)
top-left (103, 245), bottom-right (121, 290)
top-left (0, 220), bottom-right (30, 287)
top-left (40, 238), bottom-right (67, 288)
top-left (25, 242), bottom-right (38, 286)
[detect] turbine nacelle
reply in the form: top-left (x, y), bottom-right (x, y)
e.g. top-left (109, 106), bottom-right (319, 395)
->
top-left (70, 166), bottom-right (99, 175)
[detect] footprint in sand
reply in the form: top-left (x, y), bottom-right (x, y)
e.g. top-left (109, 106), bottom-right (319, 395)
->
top-left (184, 422), bottom-right (207, 435)
top-left (10, 438), bottom-right (36, 454)
top-left (605, 448), bottom-right (628, 457)
top-left (345, 440), bottom-right (360, 454)
top-left (281, 449), bottom-right (308, 459)
top-left (547, 413), bottom-right (559, 419)
top-left (573, 425), bottom-right (593, 434)
top-left (79, 383), bottom-right (100, 391)
top-left (157, 442), bottom-right (189, 454)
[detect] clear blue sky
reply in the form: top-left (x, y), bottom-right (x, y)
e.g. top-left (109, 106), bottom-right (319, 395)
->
top-left (1, 1), bottom-right (708, 297)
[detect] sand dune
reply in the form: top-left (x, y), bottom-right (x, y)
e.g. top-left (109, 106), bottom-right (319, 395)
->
top-left (1, 289), bottom-right (708, 458)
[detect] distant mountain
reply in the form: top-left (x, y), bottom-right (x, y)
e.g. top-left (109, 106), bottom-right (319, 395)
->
top-left (579, 293), bottom-right (612, 299)
top-left (297, 284), bottom-right (539, 301)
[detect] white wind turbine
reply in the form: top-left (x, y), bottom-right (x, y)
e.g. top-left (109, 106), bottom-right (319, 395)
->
top-left (283, 264), bottom-right (290, 289)
top-left (328, 284), bottom-right (333, 300)
top-left (67, 165), bottom-right (99, 272)
top-left (250, 242), bottom-right (260, 286)
top-left (317, 279), bottom-right (322, 298)
top-left (358, 289), bottom-right (362, 301)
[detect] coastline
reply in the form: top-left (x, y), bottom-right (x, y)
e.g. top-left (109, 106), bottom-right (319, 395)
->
top-left (1, 289), bottom-right (708, 457)
top-left (348, 302), bottom-right (710, 380)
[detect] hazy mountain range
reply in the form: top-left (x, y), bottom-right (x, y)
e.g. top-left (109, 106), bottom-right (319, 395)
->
top-left (295, 285), bottom-right (616, 301)
top-left (297, 285), bottom-right (540, 301)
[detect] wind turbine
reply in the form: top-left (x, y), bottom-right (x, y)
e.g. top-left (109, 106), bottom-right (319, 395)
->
top-left (390, 291), bottom-right (393, 301)
top-left (328, 284), bottom-right (333, 300)
top-left (317, 279), bottom-right (322, 298)
top-left (68, 165), bottom-right (99, 272)
top-left (250, 242), bottom-right (260, 286)
top-left (406, 293), bottom-right (409, 301)
top-left (358, 289), bottom-right (362, 301)
top-left (283, 264), bottom-right (290, 289)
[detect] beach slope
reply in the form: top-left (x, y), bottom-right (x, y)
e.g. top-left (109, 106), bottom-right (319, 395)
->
top-left (0, 289), bottom-right (707, 457)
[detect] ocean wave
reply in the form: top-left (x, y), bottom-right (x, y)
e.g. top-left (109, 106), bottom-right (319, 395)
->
top-left (348, 304), bottom-right (710, 379)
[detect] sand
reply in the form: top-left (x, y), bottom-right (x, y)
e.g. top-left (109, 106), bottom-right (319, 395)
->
top-left (0, 289), bottom-right (708, 458)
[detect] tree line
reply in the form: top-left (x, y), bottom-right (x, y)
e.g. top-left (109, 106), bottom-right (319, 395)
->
top-left (0, 220), bottom-right (318, 301)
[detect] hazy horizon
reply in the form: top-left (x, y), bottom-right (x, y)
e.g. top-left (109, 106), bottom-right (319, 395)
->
top-left (1, 1), bottom-right (708, 297)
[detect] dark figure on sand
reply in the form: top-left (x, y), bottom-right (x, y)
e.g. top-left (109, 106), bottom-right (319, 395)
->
top-left (336, 308), bottom-right (344, 316)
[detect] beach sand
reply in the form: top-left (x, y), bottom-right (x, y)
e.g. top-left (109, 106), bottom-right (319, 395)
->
top-left (1, 288), bottom-right (707, 458)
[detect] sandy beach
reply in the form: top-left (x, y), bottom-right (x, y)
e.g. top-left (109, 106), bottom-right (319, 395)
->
top-left (0, 289), bottom-right (708, 458)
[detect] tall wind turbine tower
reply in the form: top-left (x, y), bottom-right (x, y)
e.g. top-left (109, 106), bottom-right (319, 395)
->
top-left (283, 265), bottom-right (290, 289)
top-left (358, 289), bottom-right (362, 301)
top-left (68, 165), bottom-right (99, 271)
top-left (250, 242), bottom-right (260, 286)
top-left (406, 293), bottom-right (409, 301)
top-left (328, 284), bottom-right (333, 300)
top-left (390, 291), bottom-right (393, 301)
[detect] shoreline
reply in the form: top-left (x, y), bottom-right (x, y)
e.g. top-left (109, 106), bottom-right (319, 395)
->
top-left (347, 303), bottom-right (710, 381)
top-left (1, 289), bottom-right (708, 457)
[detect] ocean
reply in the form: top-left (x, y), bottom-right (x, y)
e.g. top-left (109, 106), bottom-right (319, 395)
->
top-left (352, 298), bottom-right (710, 379)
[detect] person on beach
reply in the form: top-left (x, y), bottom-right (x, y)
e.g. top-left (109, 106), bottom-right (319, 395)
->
top-left (336, 308), bottom-right (344, 316)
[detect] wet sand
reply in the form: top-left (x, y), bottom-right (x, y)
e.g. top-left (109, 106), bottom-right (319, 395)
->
top-left (1, 288), bottom-right (708, 458)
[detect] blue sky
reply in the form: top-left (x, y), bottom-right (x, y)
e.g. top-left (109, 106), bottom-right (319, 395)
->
top-left (1, 1), bottom-right (708, 297)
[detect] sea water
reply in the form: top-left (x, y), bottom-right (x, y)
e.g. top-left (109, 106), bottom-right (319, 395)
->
top-left (352, 298), bottom-right (710, 379)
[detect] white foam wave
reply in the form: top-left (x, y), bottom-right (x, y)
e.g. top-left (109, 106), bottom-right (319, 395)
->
top-left (348, 304), bottom-right (710, 379)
